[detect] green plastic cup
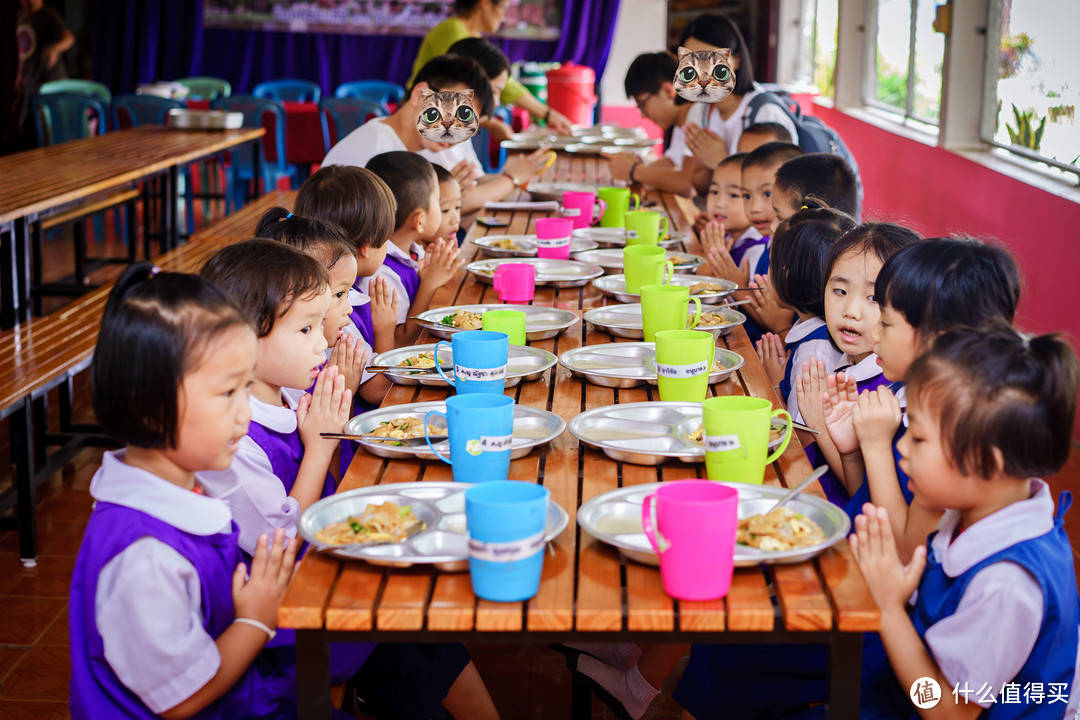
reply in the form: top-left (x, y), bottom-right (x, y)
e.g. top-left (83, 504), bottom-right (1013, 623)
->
top-left (481, 309), bottom-right (527, 346)
top-left (597, 186), bottom-right (641, 228)
top-left (623, 246), bottom-right (674, 294)
top-left (624, 210), bottom-right (669, 247)
top-left (654, 329), bottom-right (715, 402)
top-left (702, 396), bottom-right (793, 484)
top-left (640, 284), bottom-right (702, 342)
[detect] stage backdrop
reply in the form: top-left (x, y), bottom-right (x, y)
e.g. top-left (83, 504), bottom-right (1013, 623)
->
top-left (92, 0), bottom-right (619, 98)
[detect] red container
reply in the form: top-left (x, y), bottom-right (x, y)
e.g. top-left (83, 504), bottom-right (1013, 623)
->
top-left (546, 63), bottom-right (597, 127)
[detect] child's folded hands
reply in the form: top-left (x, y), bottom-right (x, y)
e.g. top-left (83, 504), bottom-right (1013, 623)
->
top-left (297, 366), bottom-right (351, 452)
top-left (795, 359), bottom-right (829, 432)
top-left (233, 528), bottom-right (299, 633)
top-left (329, 332), bottom-right (369, 393)
top-left (852, 385), bottom-right (903, 450)
top-left (822, 370), bottom-right (860, 456)
top-left (419, 237), bottom-right (464, 289)
top-left (755, 332), bottom-right (788, 387)
top-left (368, 276), bottom-right (398, 331)
top-left (849, 503), bottom-right (927, 612)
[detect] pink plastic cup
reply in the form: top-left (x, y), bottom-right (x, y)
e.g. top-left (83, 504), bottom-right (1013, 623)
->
top-left (561, 191), bottom-right (606, 230)
top-left (493, 263), bottom-right (536, 302)
top-left (642, 480), bottom-right (738, 601)
top-left (534, 217), bottom-right (575, 260)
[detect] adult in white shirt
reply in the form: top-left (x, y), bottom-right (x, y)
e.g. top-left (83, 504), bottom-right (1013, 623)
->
top-left (322, 54), bottom-right (552, 217)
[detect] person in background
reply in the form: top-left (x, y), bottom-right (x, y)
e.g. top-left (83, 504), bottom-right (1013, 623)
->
top-left (771, 152), bottom-right (859, 225)
top-left (432, 163), bottom-right (464, 245)
top-left (735, 121), bottom-right (792, 153)
top-left (410, 0), bottom-right (573, 134)
top-left (16, 0), bottom-right (73, 144)
top-left (447, 37), bottom-right (514, 142)
top-left (696, 152), bottom-right (762, 287)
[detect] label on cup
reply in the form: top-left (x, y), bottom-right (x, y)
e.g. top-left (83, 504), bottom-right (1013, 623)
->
top-left (625, 230), bottom-right (638, 238)
top-left (562, 208), bottom-right (581, 217)
top-left (537, 235), bottom-right (571, 249)
top-left (455, 364), bottom-right (507, 382)
top-left (468, 529), bottom-right (546, 563)
top-left (656, 360), bottom-right (710, 378)
top-left (703, 433), bottom-right (741, 452)
top-left (465, 434), bottom-right (514, 456)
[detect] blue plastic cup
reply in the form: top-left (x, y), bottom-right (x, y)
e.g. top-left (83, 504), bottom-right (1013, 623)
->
top-left (434, 330), bottom-right (510, 395)
top-left (424, 394), bottom-right (515, 482)
top-left (465, 481), bottom-right (550, 602)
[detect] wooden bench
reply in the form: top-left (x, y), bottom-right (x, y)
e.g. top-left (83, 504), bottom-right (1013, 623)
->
top-left (0, 190), bottom-right (297, 564)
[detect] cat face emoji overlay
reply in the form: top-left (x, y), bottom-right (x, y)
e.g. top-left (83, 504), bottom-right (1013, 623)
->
top-left (416, 88), bottom-right (479, 145)
top-left (673, 47), bottom-right (735, 103)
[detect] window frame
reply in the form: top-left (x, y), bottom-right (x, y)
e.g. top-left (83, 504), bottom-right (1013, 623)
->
top-left (859, 0), bottom-right (941, 126)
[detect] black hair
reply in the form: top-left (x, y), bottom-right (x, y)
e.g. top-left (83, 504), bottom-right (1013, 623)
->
top-left (447, 37), bottom-right (511, 82)
top-left (624, 51), bottom-right (678, 99)
top-left (453, 0), bottom-right (505, 14)
top-left (254, 207), bottom-right (355, 270)
top-left (676, 14), bottom-right (755, 94)
top-left (742, 141), bottom-right (803, 173)
top-left (716, 152), bottom-right (747, 172)
top-left (769, 208), bottom-right (857, 316)
top-left (295, 165), bottom-right (396, 251)
top-left (432, 163), bottom-right (454, 184)
top-left (742, 122), bottom-right (792, 144)
top-left (824, 222), bottom-right (921, 284)
top-left (875, 237), bottom-right (1021, 337)
top-left (92, 262), bottom-right (252, 449)
top-left (366, 152), bottom-right (439, 231)
top-left (774, 153), bottom-right (859, 218)
top-left (410, 54), bottom-right (495, 118)
top-left (908, 321), bottom-right (1079, 479)
top-left (199, 238), bottom-right (329, 338)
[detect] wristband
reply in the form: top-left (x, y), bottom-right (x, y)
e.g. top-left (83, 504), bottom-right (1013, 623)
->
top-left (501, 171), bottom-right (526, 191)
top-left (629, 161), bottom-right (641, 183)
top-left (543, 109), bottom-right (551, 124)
top-left (234, 617), bottom-right (276, 641)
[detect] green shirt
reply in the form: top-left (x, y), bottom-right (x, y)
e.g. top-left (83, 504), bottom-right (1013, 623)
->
top-left (409, 16), bottom-right (528, 107)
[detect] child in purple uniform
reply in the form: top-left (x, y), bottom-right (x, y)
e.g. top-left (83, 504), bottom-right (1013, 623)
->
top-left (70, 263), bottom-right (300, 719)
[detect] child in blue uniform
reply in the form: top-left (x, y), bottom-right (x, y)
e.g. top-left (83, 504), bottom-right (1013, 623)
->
top-left (852, 323), bottom-right (1080, 718)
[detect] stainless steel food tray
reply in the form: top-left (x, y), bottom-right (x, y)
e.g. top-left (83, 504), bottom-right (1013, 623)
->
top-left (573, 248), bottom-right (705, 274)
top-left (465, 258), bottom-right (604, 288)
top-left (572, 227), bottom-right (685, 250)
top-left (577, 481), bottom-right (850, 567)
top-left (166, 109), bottom-right (244, 130)
top-left (525, 182), bottom-right (602, 201)
top-left (415, 304), bottom-right (579, 341)
top-left (346, 401), bottom-right (565, 460)
top-left (558, 345), bottom-right (743, 388)
top-left (473, 234), bottom-right (599, 258)
top-left (301, 482), bottom-right (569, 571)
top-left (580, 136), bottom-right (659, 149)
top-left (370, 343), bottom-right (556, 387)
top-left (569, 401), bottom-right (780, 466)
top-left (582, 303), bottom-right (746, 338)
top-left (592, 274), bottom-right (737, 304)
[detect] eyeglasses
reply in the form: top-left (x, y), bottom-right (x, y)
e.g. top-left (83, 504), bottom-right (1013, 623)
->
top-left (633, 93), bottom-right (655, 112)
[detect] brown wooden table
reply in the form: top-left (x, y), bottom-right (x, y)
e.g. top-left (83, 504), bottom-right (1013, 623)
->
top-left (279, 156), bottom-right (879, 720)
top-left (0, 126), bottom-right (265, 327)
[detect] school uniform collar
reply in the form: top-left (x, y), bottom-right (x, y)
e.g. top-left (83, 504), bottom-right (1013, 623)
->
top-left (249, 393), bottom-right (299, 434)
top-left (91, 450), bottom-right (233, 535)
top-left (836, 353), bottom-right (882, 383)
top-left (930, 479), bottom-right (1054, 577)
top-left (785, 316), bottom-right (827, 345)
top-left (386, 241), bottom-right (419, 268)
top-left (737, 226), bottom-right (763, 242)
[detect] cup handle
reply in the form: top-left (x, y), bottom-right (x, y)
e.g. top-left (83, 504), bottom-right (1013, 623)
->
top-left (658, 216), bottom-right (669, 240)
top-left (433, 340), bottom-right (455, 388)
top-left (663, 259), bottom-right (675, 285)
top-left (424, 410), bottom-right (452, 464)
top-left (687, 297), bottom-right (702, 329)
top-left (630, 193), bottom-right (641, 211)
top-left (641, 492), bottom-right (668, 554)
top-left (594, 200), bottom-right (607, 224)
top-left (764, 409), bottom-right (793, 464)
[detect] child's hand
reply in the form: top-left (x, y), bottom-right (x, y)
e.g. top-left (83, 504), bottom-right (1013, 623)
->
top-left (852, 385), bottom-right (903, 450)
top-left (693, 212), bottom-right (710, 235)
top-left (698, 218), bottom-right (726, 254)
top-left (368, 276), bottom-right (398, 333)
top-left (232, 529), bottom-right (299, 630)
top-left (297, 367), bottom-right (351, 451)
top-left (327, 332), bottom-right (369, 394)
top-left (418, 237), bottom-right (464, 291)
top-left (745, 273), bottom-right (794, 333)
top-left (795, 359), bottom-right (828, 431)
top-left (683, 123), bottom-right (727, 170)
top-left (822, 371), bottom-right (861, 456)
top-left (704, 234), bottom-right (750, 288)
top-left (849, 504), bottom-right (926, 612)
top-left (450, 158), bottom-right (480, 192)
top-left (755, 332), bottom-right (788, 387)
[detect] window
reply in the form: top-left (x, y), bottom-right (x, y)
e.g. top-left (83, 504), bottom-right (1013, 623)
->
top-left (981, 0), bottom-right (1080, 178)
top-left (862, 0), bottom-right (945, 124)
top-left (796, 0), bottom-right (839, 96)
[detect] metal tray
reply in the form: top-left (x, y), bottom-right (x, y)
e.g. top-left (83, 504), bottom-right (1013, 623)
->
top-left (559, 344), bottom-right (743, 388)
top-left (583, 303), bottom-right (746, 339)
top-left (569, 401), bottom-right (780, 466)
top-left (580, 125), bottom-right (648, 139)
top-left (301, 482), bottom-right (569, 571)
top-left (465, 258), bottom-right (604, 288)
top-left (572, 227), bottom-right (685, 250)
top-left (563, 143), bottom-right (605, 155)
top-left (572, 249), bottom-right (705, 274)
top-left (473, 235), bottom-right (599, 258)
top-left (166, 109), bottom-right (243, 130)
top-left (581, 136), bottom-right (659, 149)
top-left (525, 182), bottom-right (602, 201)
top-left (578, 481), bottom-right (851, 567)
top-left (370, 343), bottom-right (556, 387)
top-left (415, 304), bottom-right (579, 341)
top-left (592, 274), bottom-right (737, 304)
top-left (346, 401), bottom-right (565, 460)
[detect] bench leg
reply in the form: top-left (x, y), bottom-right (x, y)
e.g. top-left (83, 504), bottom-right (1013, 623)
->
top-left (295, 629), bottom-right (332, 720)
top-left (142, 182), bottom-right (153, 261)
top-left (32, 394), bottom-right (48, 469)
top-left (826, 631), bottom-right (862, 720)
top-left (30, 218), bottom-right (43, 317)
top-left (1, 222), bottom-right (15, 328)
top-left (73, 220), bottom-right (88, 286)
top-left (11, 399), bottom-right (38, 566)
top-left (571, 674), bottom-right (593, 720)
top-left (125, 197), bottom-right (137, 264)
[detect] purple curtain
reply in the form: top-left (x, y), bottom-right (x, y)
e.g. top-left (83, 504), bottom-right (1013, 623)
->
top-left (93, 0), bottom-right (620, 97)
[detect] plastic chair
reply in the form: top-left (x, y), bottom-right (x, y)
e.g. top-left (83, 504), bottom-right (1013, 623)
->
top-left (30, 92), bottom-right (107, 147)
top-left (39, 79), bottom-right (112, 104)
top-left (472, 105), bottom-right (513, 174)
top-left (111, 94), bottom-right (183, 129)
top-left (319, 97), bottom-right (387, 152)
top-left (211, 95), bottom-right (295, 211)
top-left (175, 76), bottom-right (231, 102)
top-left (334, 80), bottom-right (406, 112)
top-left (253, 79), bottom-right (321, 104)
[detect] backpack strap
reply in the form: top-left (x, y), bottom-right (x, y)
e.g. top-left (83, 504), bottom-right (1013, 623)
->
top-left (743, 91), bottom-right (798, 129)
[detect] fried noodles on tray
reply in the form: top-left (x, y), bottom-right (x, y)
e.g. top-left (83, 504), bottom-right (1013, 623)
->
top-left (314, 502), bottom-right (424, 545)
top-left (737, 507), bottom-right (824, 551)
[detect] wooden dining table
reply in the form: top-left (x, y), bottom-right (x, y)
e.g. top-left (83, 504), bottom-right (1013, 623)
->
top-left (0, 125), bottom-right (264, 327)
top-left (279, 153), bottom-right (880, 720)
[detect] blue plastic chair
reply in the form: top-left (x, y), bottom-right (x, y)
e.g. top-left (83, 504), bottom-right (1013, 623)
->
top-left (253, 79), bottom-right (321, 104)
top-left (472, 105), bottom-right (513, 174)
top-left (174, 76), bottom-right (231, 102)
top-left (31, 92), bottom-right (107, 146)
top-left (211, 95), bottom-right (295, 210)
top-left (111, 94), bottom-right (183, 129)
top-left (39, 79), bottom-right (112, 104)
top-left (334, 81), bottom-right (405, 112)
top-left (319, 97), bottom-right (387, 152)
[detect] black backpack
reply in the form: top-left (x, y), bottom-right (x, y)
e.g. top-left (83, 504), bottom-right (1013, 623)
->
top-left (744, 89), bottom-right (864, 212)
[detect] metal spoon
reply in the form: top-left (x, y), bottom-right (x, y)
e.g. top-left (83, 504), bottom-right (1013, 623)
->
top-left (320, 432), bottom-right (448, 445)
top-left (771, 466), bottom-right (829, 512)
